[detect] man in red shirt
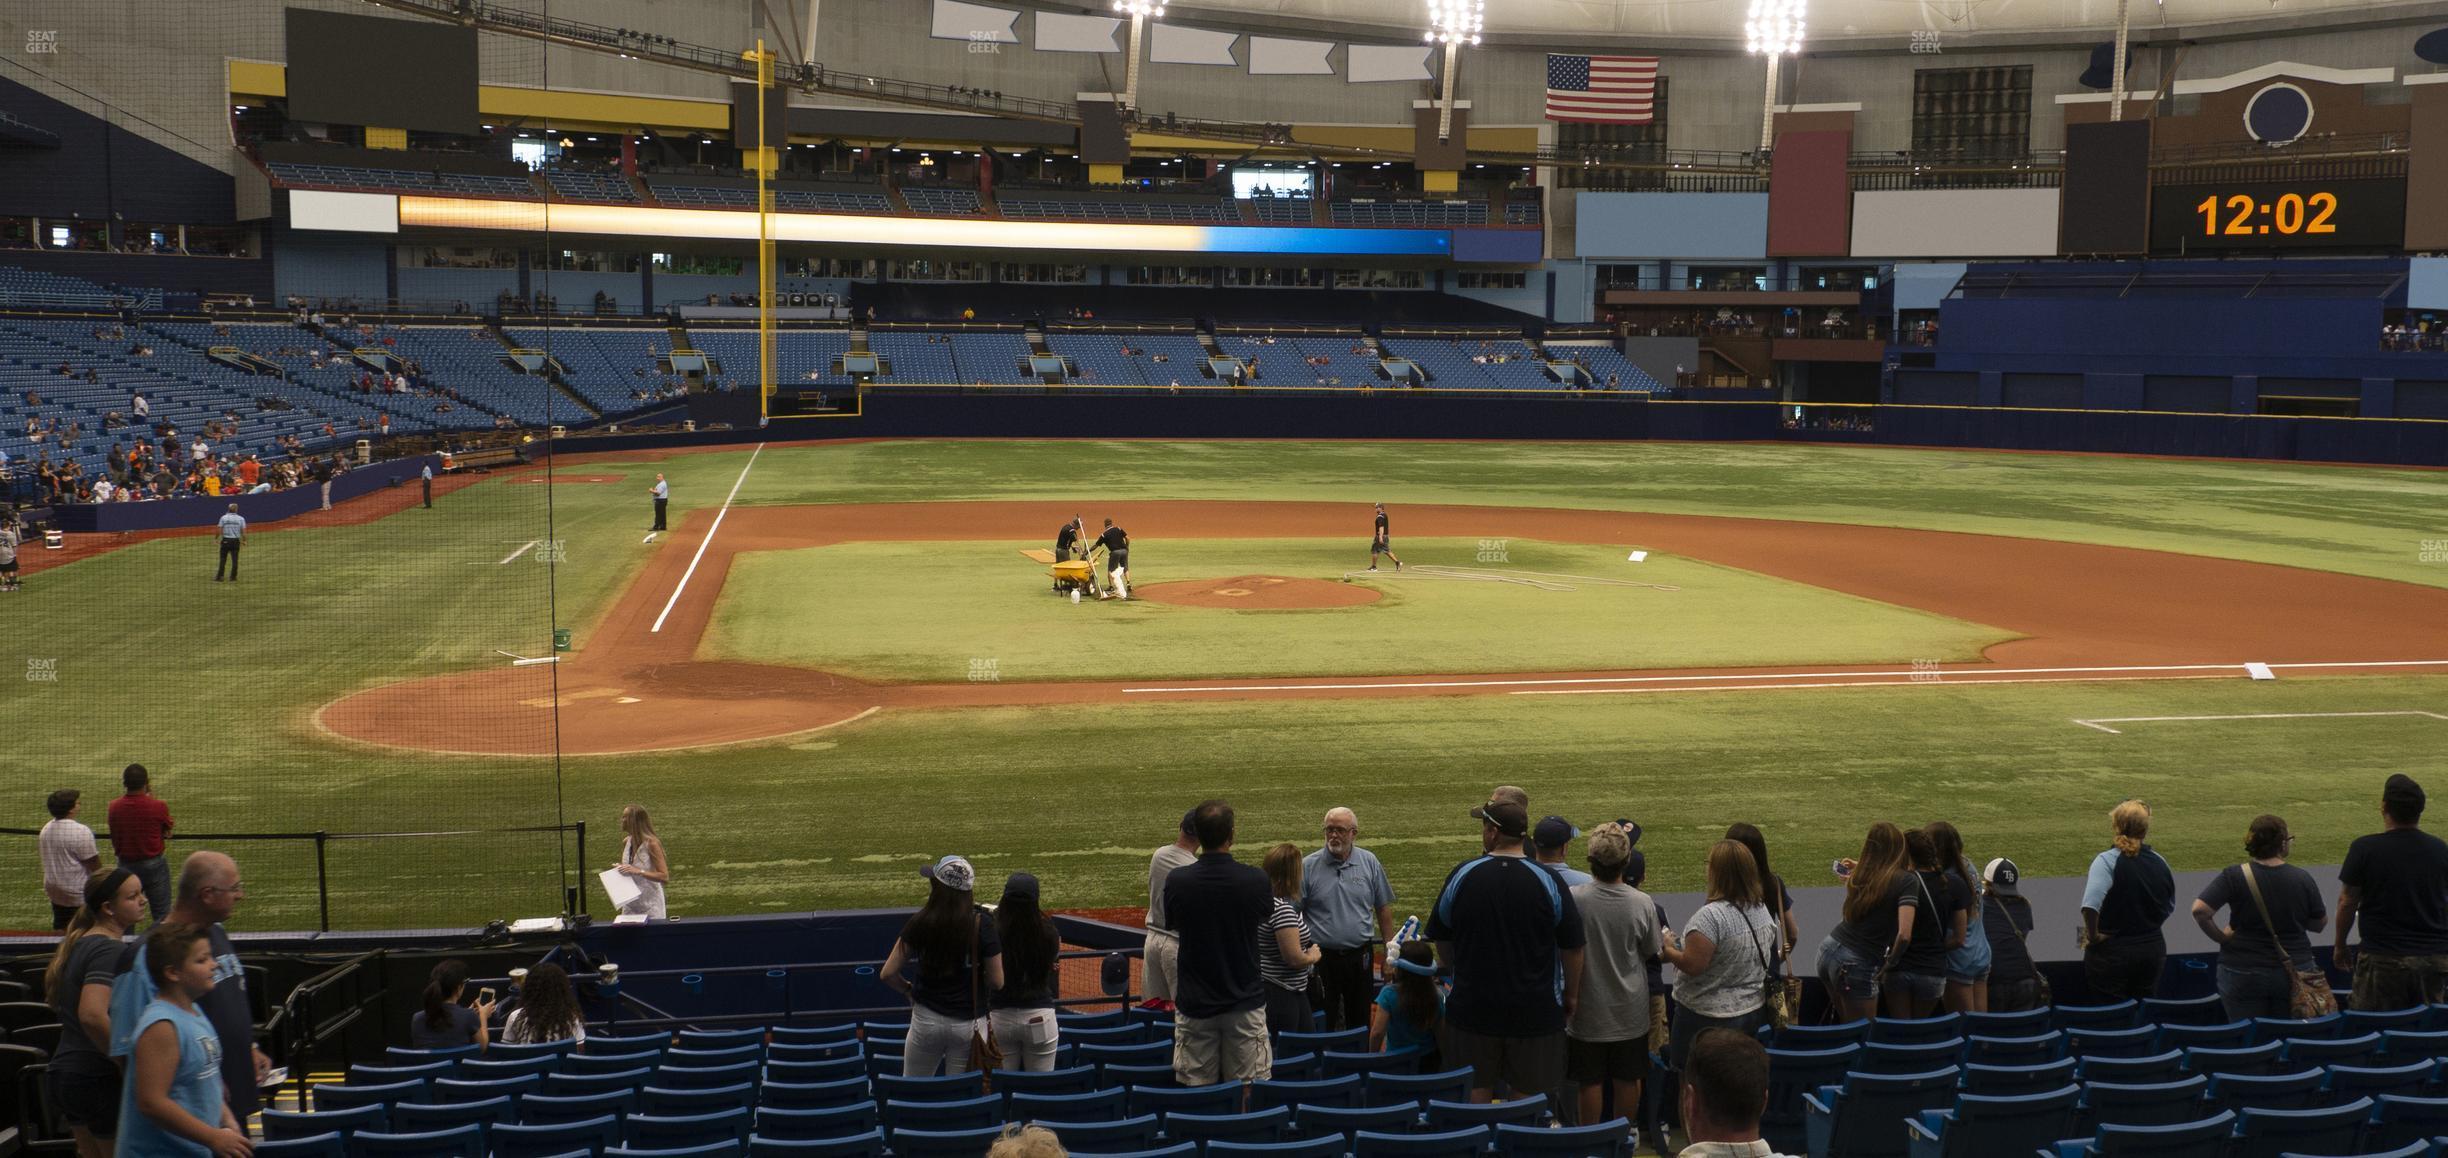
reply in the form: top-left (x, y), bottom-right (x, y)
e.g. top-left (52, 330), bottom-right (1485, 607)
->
top-left (107, 763), bottom-right (173, 923)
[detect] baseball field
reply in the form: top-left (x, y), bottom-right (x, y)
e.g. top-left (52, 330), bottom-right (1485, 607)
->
top-left (9, 437), bottom-right (2448, 932)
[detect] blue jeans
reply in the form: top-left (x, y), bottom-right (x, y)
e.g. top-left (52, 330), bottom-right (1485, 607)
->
top-left (1818, 936), bottom-right (1883, 1003)
top-left (2216, 963), bottom-right (2295, 1022)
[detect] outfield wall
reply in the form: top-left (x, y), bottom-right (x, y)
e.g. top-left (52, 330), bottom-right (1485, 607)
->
top-left (49, 453), bottom-right (445, 533)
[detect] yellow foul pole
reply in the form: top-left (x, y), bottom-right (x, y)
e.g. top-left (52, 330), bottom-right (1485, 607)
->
top-left (744, 38), bottom-right (778, 422)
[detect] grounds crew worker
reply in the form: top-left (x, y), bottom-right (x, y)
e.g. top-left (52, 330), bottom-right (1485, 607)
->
top-left (1054, 514), bottom-right (1089, 594)
top-left (421, 462), bottom-right (434, 509)
top-left (1093, 517), bottom-right (1131, 601)
top-left (213, 504), bottom-right (244, 582)
top-left (650, 473), bottom-right (669, 532)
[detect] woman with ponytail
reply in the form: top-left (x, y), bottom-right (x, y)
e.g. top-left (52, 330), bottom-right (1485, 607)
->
top-left (45, 867), bottom-right (145, 1158)
top-left (409, 959), bottom-right (495, 1051)
top-left (2081, 799), bottom-right (2178, 1000)
top-left (1817, 822), bottom-right (1920, 1021)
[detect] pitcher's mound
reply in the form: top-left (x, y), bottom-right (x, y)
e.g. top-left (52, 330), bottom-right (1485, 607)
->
top-left (1135, 575), bottom-right (1383, 610)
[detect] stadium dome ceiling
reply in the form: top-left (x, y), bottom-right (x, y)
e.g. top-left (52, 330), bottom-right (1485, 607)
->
top-left (1161, 0), bottom-right (2441, 43)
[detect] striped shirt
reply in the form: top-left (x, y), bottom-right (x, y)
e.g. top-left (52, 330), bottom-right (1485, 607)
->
top-left (1256, 897), bottom-right (1316, 992)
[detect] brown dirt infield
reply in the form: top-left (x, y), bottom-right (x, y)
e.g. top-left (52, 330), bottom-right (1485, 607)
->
top-left (1136, 574), bottom-right (1382, 610)
top-left (309, 498), bottom-right (2448, 757)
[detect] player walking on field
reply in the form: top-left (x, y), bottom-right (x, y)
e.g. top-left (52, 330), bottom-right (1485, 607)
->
top-left (1094, 518), bottom-right (1131, 601)
top-left (1368, 504), bottom-right (1402, 571)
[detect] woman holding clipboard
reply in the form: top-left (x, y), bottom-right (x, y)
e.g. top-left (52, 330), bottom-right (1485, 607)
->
top-left (606, 805), bottom-right (670, 919)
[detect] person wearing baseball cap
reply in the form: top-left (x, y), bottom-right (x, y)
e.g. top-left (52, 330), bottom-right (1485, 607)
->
top-left (2337, 774), bottom-right (2448, 1010)
top-left (881, 855), bottom-right (1005, 1076)
top-left (1143, 810), bottom-right (1201, 1007)
top-left (1429, 797), bottom-right (1586, 1114)
top-left (1534, 817), bottom-right (1592, 888)
top-left (1977, 858), bottom-right (2042, 1012)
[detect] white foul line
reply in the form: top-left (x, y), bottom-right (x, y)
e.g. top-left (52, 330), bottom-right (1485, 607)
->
top-left (1120, 659), bottom-right (2448, 697)
top-left (2074, 710), bottom-right (2448, 735)
top-left (498, 539), bottom-right (540, 565)
top-left (650, 444), bottom-right (764, 635)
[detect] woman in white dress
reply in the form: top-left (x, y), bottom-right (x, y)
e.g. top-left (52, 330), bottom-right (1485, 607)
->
top-left (614, 804), bottom-right (669, 919)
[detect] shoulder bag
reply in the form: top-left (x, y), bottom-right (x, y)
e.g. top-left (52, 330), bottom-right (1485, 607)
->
top-left (1740, 905), bottom-right (1792, 1031)
top-left (968, 909), bottom-right (1004, 1080)
top-left (2241, 863), bottom-right (2336, 1020)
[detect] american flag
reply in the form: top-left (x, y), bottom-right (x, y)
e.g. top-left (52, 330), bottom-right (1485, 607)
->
top-left (1545, 54), bottom-right (1659, 124)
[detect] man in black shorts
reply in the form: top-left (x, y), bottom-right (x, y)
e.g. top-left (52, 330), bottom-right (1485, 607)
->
top-left (1368, 503), bottom-right (1402, 571)
top-left (1053, 515), bottom-right (1086, 592)
top-left (1093, 517), bottom-right (1131, 601)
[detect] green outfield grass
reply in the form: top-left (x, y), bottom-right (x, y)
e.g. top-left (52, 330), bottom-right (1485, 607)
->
top-left (4, 438), bottom-right (2446, 932)
top-left (703, 537), bottom-right (2009, 682)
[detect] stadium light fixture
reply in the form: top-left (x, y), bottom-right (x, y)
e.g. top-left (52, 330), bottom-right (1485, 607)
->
top-left (1423, 0), bottom-right (1483, 142)
top-left (1113, 0), bottom-right (1164, 114)
top-left (1747, 0), bottom-right (1805, 150)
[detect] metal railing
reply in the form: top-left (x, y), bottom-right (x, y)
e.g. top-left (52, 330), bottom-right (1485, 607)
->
top-left (575, 947), bottom-right (1146, 1032)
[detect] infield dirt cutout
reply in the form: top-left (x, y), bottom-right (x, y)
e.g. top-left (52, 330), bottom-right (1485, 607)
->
top-left (312, 499), bottom-right (2448, 756)
top-left (1137, 574), bottom-right (1382, 609)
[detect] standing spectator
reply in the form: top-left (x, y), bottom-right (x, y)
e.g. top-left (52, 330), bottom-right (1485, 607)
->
top-left (212, 504), bottom-right (244, 582)
top-left (117, 923), bottom-right (252, 1158)
top-left (1257, 843), bottom-right (1321, 1033)
top-left (990, 873), bottom-right (1062, 1072)
top-left (1164, 800), bottom-right (1275, 1087)
top-left (1368, 941), bottom-right (1445, 1066)
top-left (1568, 822), bottom-right (1660, 1133)
top-left (2, 516), bottom-right (22, 593)
top-left (1429, 798), bottom-right (1585, 1108)
top-left (47, 868), bottom-right (145, 1158)
top-left (1979, 859), bottom-right (2042, 1012)
top-left (112, 852), bottom-right (271, 1124)
top-left (1301, 807), bottom-right (1394, 1032)
top-left (1627, 847), bottom-right (1675, 1157)
top-left (411, 960), bottom-right (495, 1051)
top-left (108, 765), bottom-right (174, 924)
top-left (41, 788), bottom-right (103, 929)
top-left (1886, 830), bottom-right (1954, 1019)
top-left (1724, 825), bottom-right (1799, 1014)
top-left (1816, 822), bottom-right (1918, 1022)
top-left (420, 462), bottom-right (433, 509)
top-left (1661, 841), bottom-right (1778, 1071)
top-left (2336, 774), bottom-right (2448, 1009)
top-left (1924, 822), bottom-right (1989, 1013)
top-left (500, 963), bottom-right (585, 1045)
top-left (1676, 1028), bottom-right (1792, 1158)
top-left (2081, 800), bottom-right (2176, 1000)
top-left (883, 856), bottom-right (1003, 1075)
top-left (1536, 818), bottom-right (1593, 887)
top-left (2193, 815), bottom-right (2326, 1021)
top-left (1144, 811), bottom-right (1200, 1007)
top-left (613, 805), bottom-right (669, 919)
top-left (649, 473), bottom-right (669, 531)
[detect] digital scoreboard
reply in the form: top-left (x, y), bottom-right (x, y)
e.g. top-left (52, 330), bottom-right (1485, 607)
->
top-left (2149, 177), bottom-right (2406, 252)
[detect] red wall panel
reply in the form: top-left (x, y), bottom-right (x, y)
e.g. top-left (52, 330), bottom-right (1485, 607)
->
top-left (1767, 130), bottom-right (1852, 257)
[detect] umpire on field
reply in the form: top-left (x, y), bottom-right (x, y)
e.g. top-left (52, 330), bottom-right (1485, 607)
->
top-left (649, 474), bottom-right (669, 531)
top-left (213, 504), bottom-right (245, 582)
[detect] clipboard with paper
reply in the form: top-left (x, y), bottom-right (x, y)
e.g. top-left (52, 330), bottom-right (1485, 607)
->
top-left (600, 866), bottom-right (643, 911)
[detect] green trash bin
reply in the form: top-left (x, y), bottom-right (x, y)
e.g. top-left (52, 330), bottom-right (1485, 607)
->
top-left (553, 628), bottom-right (572, 652)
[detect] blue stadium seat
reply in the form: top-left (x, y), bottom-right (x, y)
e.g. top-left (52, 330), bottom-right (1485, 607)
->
top-left (2158, 1021), bottom-right (2254, 1053)
top-left (1768, 1020), bottom-right (1871, 1051)
top-left (1252, 1075), bottom-right (1364, 1111)
top-left (680, 1028), bottom-right (770, 1051)
top-left (1324, 1050), bottom-right (1421, 1078)
top-left (263, 1105), bottom-right (386, 1139)
top-left (993, 1066), bottom-right (1101, 1098)
top-left (2207, 1068), bottom-right (2327, 1113)
top-left (2069, 1026), bottom-right (2162, 1059)
top-left (1424, 1095), bottom-right (1547, 1131)
top-left (1031, 1114), bottom-right (1162, 1152)
top-left (313, 1079), bottom-right (426, 1113)
top-left (1010, 1087), bottom-right (1128, 1122)
top-left (881, 1093), bottom-right (1003, 1133)
top-left (1958, 1009), bottom-right (2051, 1038)
top-left (1960, 1058), bottom-right (2077, 1097)
top-left (1294, 1103), bottom-right (1421, 1140)
top-left (1102, 1062), bottom-right (1178, 1088)
top-left (566, 1049), bottom-right (670, 1074)
top-left (1271, 1053), bottom-right (1323, 1082)
top-left (658, 1062), bottom-right (763, 1090)
top-left (1165, 1107), bottom-right (1294, 1147)
top-left (1903, 1084), bottom-right (2081, 1158)
top-left (349, 1061), bottom-right (459, 1085)
top-left (1964, 1032), bottom-right (2062, 1066)
top-left (862, 1053), bottom-right (909, 1079)
top-left (2142, 994), bottom-right (2230, 1027)
top-left (760, 1077), bottom-right (873, 1110)
top-left (2284, 1032), bottom-right (2381, 1067)
top-left (591, 1033), bottom-right (676, 1053)
top-left (2321, 1058), bottom-right (2437, 1101)
top-left (1802, 1067), bottom-right (1961, 1158)
top-left (1209, 1136), bottom-right (1347, 1158)
top-left (2079, 1075), bottom-right (2212, 1130)
top-left (671, 1044), bottom-right (766, 1068)
top-left (1363, 1069), bottom-right (1474, 1108)
top-left (750, 1132), bottom-right (887, 1158)
top-left (251, 1133), bottom-right (346, 1158)
top-left (891, 1124), bottom-right (1008, 1158)
top-left (1081, 1041), bottom-right (1174, 1070)
top-left (1872, 1015), bottom-right (1964, 1046)
top-left (628, 1108), bottom-right (756, 1150)
top-left (542, 1068), bottom-right (654, 1097)
top-left (2366, 1093), bottom-right (2448, 1151)
top-left (1065, 1145), bottom-right (1199, 1158)
top-left (385, 1045), bottom-right (480, 1063)
top-left (769, 1024), bottom-right (861, 1043)
top-left (1354, 1125), bottom-right (1489, 1158)
top-left (2185, 1040), bottom-right (2284, 1075)
top-left (1056, 1011), bottom-right (1133, 1031)
top-left (2343, 1008), bottom-right (2433, 1037)
top-left (2231, 1098), bottom-right (2373, 1158)
top-left (1129, 1085), bottom-right (1241, 1117)
top-left (1765, 1046), bottom-right (1862, 1153)
top-left (520, 1088), bottom-right (639, 1124)
top-left (769, 1041), bottom-right (863, 1064)
top-left (1490, 1118), bottom-right (1631, 1158)
top-left (434, 1074), bottom-right (541, 1103)
top-left (2253, 1015), bottom-right (2344, 1044)
top-left (1064, 1024), bottom-right (1156, 1047)
top-left (470, 1050), bottom-right (569, 1075)
top-left (2050, 1111), bottom-right (2238, 1158)
top-left (487, 1114), bottom-right (626, 1158)
top-left (1279, 1028), bottom-right (1370, 1054)
top-left (607, 1144), bottom-right (742, 1158)
top-left (2271, 1141), bottom-right (2430, 1158)
top-left (353, 1124), bottom-right (487, 1158)
top-left (757, 1103), bottom-right (881, 1140)
top-left (389, 1097), bottom-right (516, 1138)
top-left (2385, 1029), bottom-right (2448, 1060)
top-left (643, 1082), bottom-right (759, 1116)
top-left (2052, 1001), bottom-right (2141, 1032)
top-left (875, 1072), bottom-right (987, 1103)
top-left (1861, 1039), bottom-right (1965, 1074)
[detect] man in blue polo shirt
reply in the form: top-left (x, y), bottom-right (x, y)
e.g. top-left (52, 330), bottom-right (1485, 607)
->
top-left (213, 504), bottom-right (244, 582)
top-left (1429, 798), bottom-right (1585, 1113)
top-left (1302, 806), bottom-right (1394, 1032)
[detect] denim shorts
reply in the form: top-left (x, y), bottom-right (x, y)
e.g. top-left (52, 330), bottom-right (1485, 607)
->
top-left (1944, 929), bottom-right (1993, 985)
top-left (1818, 936), bottom-right (1882, 1002)
top-left (1888, 970), bottom-right (1946, 1004)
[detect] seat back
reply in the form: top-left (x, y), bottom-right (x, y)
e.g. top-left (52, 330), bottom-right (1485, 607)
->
top-left (2207, 1068), bottom-right (2326, 1113)
top-left (389, 1097), bottom-right (516, 1136)
top-left (2342, 1008), bottom-right (2432, 1037)
top-left (1164, 1106), bottom-right (1294, 1147)
top-left (1127, 1084), bottom-right (1240, 1117)
top-left (2366, 1093), bottom-right (2448, 1152)
top-left (1009, 1087), bottom-right (1129, 1123)
top-left (889, 1124), bottom-right (1007, 1158)
top-left (759, 1076), bottom-right (872, 1111)
top-left (2281, 1032), bottom-right (2380, 1067)
top-left (749, 1130), bottom-right (888, 1158)
top-left (991, 1066), bottom-right (1100, 1098)
top-left (2229, 1097), bottom-right (2372, 1158)
top-left (1208, 1137), bottom-right (1347, 1158)
top-left (588, 1032), bottom-right (676, 1053)
top-left (656, 1061), bottom-right (762, 1090)
top-left (1929, 1085), bottom-right (2080, 1158)
top-left (767, 1024), bottom-right (862, 1043)
top-left (1251, 1075), bottom-right (1364, 1111)
top-left (1960, 1058), bottom-right (2078, 1097)
top-left (644, 1082), bottom-right (759, 1117)
top-left (1819, 1067), bottom-right (1962, 1158)
top-left (2251, 1014), bottom-right (2343, 1045)
top-left (1767, 1019), bottom-right (1871, 1051)
top-left (769, 1040), bottom-right (864, 1064)
top-left (1293, 1102), bottom-right (1421, 1141)
top-left (2050, 1001), bottom-right (2140, 1032)
top-left (669, 1044), bottom-right (766, 1067)
top-left (461, 1055), bottom-right (559, 1081)
top-left (1860, 1038), bottom-right (1965, 1074)
top-left (881, 1092), bottom-right (1003, 1133)
top-left (1490, 1118), bottom-right (1631, 1158)
top-left (2156, 1021), bottom-right (2253, 1053)
top-left (1030, 1113), bottom-right (1162, 1152)
top-left (353, 1124), bottom-right (487, 1158)
top-left (262, 1104), bottom-right (386, 1140)
top-left (251, 1133), bottom-right (346, 1158)
top-left (1277, 1028), bottom-right (1370, 1054)
top-left (1763, 1045), bottom-right (1862, 1153)
top-left (2082, 1075), bottom-right (2211, 1129)
top-left (1964, 1031), bottom-right (2063, 1066)
top-left (2139, 994), bottom-right (2228, 1028)
top-left (1353, 1126), bottom-right (1488, 1158)
top-left (565, 1049), bottom-right (669, 1075)
top-left (2069, 1025), bottom-right (2163, 1059)
top-left (2321, 1058), bottom-right (2436, 1101)
top-left (541, 1067), bottom-right (655, 1097)
top-left (678, 1028), bottom-right (768, 1051)
top-left (1423, 1094), bottom-right (1548, 1131)
top-left (2382, 1029), bottom-right (2448, 1061)
top-left (1957, 1009), bottom-right (2051, 1038)
top-left (2183, 1041), bottom-right (2283, 1077)
top-left (1870, 1014), bottom-right (1964, 1046)
top-left (765, 1057), bottom-right (864, 1085)
top-left (873, 1072), bottom-right (988, 1103)
top-left (434, 1074), bottom-right (541, 1104)
top-left (1362, 1068), bottom-right (1474, 1108)
top-left (314, 1079), bottom-right (426, 1112)
top-left (755, 1102), bottom-right (879, 1141)
top-left (629, 1108), bottom-right (755, 1150)
top-left (520, 1089), bottom-right (638, 1125)
top-left (1324, 1050), bottom-right (1421, 1078)
top-left (2088, 1111), bottom-right (2238, 1158)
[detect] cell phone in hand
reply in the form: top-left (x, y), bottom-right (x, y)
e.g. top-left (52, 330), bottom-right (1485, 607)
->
top-left (478, 987), bottom-right (495, 1004)
top-left (258, 1067), bottom-right (288, 1089)
top-left (1831, 859), bottom-right (1854, 878)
